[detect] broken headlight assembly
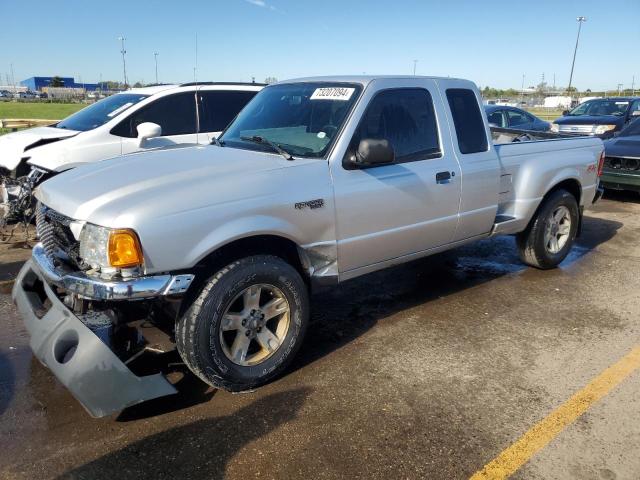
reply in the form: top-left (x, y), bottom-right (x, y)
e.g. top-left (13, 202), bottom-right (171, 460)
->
top-left (79, 223), bottom-right (144, 273)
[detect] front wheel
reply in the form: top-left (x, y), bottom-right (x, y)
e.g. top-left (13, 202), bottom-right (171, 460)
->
top-left (516, 188), bottom-right (579, 269)
top-left (176, 255), bottom-right (309, 392)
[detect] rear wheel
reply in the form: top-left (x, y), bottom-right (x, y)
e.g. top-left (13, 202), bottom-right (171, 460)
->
top-left (176, 255), bottom-right (309, 391)
top-left (516, 188), bottom-right (579, 269)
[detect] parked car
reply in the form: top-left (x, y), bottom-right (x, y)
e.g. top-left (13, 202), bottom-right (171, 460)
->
top-left (551, 97), bottom-right (640, 138)
top-left (0, 82), bottom-right (264, 224)
top-left (0, 90), bottom-right (12, 98)
top-left (13, 75), bottom-right (604, 417)
top-left (17, 90), bottom-right (38, 99)
top-left (600, 118), bottom-right (640, 193)
top-left (485, 105), bottom-right (551, 131)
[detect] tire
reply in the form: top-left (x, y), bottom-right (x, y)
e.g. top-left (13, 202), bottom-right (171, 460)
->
top-left (516, 188), bottom-right (579, 269)
top-left (176, 255), bottom-right (309, 392)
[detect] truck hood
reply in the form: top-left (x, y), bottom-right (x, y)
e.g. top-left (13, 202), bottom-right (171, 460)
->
top-left (0, 126), bottom-right (79, 171)
top-left (35, 145), bottom-right (292, 226)
top-left (554, 115), bottom-right (623, 126)
top-left (603, 135), bottom-right (640, 157)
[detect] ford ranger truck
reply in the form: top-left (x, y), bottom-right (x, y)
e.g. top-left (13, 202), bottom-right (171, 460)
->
top-left (13, 76), bottom-right (605, 417)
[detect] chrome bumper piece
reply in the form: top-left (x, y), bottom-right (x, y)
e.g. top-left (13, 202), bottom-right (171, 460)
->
top-left (32, 243), bottom-right (194, 301)
top-left (12, 259), bottom-right (178, 417)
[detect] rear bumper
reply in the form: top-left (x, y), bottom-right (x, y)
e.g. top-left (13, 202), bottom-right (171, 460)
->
top-left (12, 259), bottom-right (177, 417)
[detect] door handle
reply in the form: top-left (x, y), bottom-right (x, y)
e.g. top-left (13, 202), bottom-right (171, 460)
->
top-left (436, 171), bottom-right (453, 184)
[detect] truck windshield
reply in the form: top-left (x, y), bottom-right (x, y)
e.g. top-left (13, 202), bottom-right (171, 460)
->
top-left (567, 99), bottom-right (629, 117)
top-left (620, 118), bottom-right (640, 137)
top-left (56, 93), bottom-right (149, 132)
top-left (220, 82), bottom-right (362, 158)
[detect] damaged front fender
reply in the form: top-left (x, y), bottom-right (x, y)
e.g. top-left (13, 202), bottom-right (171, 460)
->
top-left (298, 241), bottom-right (339, 288)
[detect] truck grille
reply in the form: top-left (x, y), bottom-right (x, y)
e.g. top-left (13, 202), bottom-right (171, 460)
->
top-left (35, 202), bottom-right (82, 269)
top-left (603, 156), bottom-right (640, 173)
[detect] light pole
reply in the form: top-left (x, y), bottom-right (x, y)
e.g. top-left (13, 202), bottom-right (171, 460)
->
top-left (617, 83), bottom-right (623, 96)
top-left (154, 52), bottom-right (159, 84)
top-left (567, 16), bottom-right (586, 100)
top-left (118, 36), bottom-right (128, 88)
top-left (520, 74), bottom-right (525, 105)
top-left (413, 60), bottom-right (418, 76)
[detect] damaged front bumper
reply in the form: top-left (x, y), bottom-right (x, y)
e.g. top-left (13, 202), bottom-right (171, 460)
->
top-left (12, 253), bottom-right (183, 417)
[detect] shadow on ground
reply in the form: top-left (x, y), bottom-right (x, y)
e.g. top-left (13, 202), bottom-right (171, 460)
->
top-left (58, 387), bottom-right (311, 480)
top-left (603, 189), bottom-right (640, 204)
top-left (0, 351), bottom-right (15, 415)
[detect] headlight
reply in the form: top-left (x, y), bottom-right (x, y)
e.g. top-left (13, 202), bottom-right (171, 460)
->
top-left (79, 224), bottom-right (143, 269)
top-left (550, 123), bottom-right (559, 133)
top-left (593, 124), bottom-right (616, 135)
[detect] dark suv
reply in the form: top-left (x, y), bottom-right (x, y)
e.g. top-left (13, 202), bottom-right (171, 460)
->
top-left (551, 97), bottom-right (640, 138)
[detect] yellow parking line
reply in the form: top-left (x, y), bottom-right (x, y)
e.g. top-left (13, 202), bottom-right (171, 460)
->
top-left (470, 346), bottom-right (640, 480)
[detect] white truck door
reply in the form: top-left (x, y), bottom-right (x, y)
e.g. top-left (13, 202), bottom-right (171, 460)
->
top-left (438, 82), bottom-right (501, 241)
top-left (117, 92), bottom-right (200, 154)
top-left (197, 90), bottom-right (259, 143)
top-left (330, 79), bottom-right (462, 274)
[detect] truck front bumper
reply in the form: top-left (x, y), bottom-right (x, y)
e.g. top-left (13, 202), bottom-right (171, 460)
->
top-left (600, 170), bottom-right (640, 193)
top-left (31, 243), bottom-right (194, 301)
top-left (11, 252), bottom-right (181, 417)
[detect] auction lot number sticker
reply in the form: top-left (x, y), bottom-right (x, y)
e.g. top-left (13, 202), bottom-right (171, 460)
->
top-left (310, 87), bottom-right (355, 101)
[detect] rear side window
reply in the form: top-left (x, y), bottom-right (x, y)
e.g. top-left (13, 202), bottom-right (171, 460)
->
top-left (507, 109), bottom-right (529, 126)
top-left (446, 89), bottom-right (488, 154)
top-left (350, 88), bottom-right (440, 163)
top-left (111, 92), bottom-right (197, 138)
top-left (198, 90), bottom-right (258, 132)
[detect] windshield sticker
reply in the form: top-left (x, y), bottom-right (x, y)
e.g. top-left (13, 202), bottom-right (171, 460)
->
top-left (310, 87), bottom-right (355, 101)
top-left (107, 102), bottom-right (134, 118)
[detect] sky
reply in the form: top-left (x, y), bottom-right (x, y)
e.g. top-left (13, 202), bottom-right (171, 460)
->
top-left (0, 0), bottom-right (638, 91)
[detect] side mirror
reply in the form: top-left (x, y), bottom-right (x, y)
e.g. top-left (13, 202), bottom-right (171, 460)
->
top-left (136, 122), bottom-right (162, 147)
top-left (352, 138), bottom-right (395, 167)
top-left (562, 110), bottom-right (570, 116)
top-left (631, 110), bottom-right (640, 117)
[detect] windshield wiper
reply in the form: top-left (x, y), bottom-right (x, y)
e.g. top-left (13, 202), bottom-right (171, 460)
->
top-left (211, 136), bottom-right (223, 147)
top-left (240, 135), bottom-right (294, 161)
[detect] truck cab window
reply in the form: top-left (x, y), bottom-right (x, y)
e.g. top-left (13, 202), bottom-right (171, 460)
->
top-left (111, 92), bottom-right (197, 138)
top-left (350, 88), bottom-right (440, 163)
top-left (446, 89), bottom-right (488, 154)
top-left (198, 90), bottom-right (258, 133)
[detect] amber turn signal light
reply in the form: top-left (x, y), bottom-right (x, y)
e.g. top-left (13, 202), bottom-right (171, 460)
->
top-left (108, 229), bottom-right (143, 268)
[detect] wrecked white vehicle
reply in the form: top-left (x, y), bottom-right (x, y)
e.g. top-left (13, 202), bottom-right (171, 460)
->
top-left (0, 82), bottom-right (262, 225)
top-left (13, 76), bottom-right (604, 417)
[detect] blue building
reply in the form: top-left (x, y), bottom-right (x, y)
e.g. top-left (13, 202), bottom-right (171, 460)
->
top-left (20, 76), bottom-right (99, 92)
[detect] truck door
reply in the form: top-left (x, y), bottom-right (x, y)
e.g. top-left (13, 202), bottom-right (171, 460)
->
top-left (440, 82), bottom-right (501, 241)
top-left (330, 79), bottom-right (462, 274)
top-left (116, 92), bottom-right (201, 154)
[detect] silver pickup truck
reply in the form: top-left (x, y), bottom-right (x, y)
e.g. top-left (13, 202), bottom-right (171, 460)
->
top-left (13, 76), bottom-right (605, 416)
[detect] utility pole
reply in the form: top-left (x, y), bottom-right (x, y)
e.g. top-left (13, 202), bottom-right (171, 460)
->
top-left (632, 76), bottom-right (636, 96)
top-left (413, 60), bottom-right (418, 76)
top-left (520, 74), bottom-right (525, 105)
top-left (617, 83), bottom-right (623, 96)
top-left (118, 36), bottom-right (128, 88)
top-left (193, 33), bottom-right (198, 83)
top-left (10, 63), bottom-right (15, 92)
top-left (154, 52), bottom-right (159, 84)
top-left (567, 16), bottom-right (586, 99)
